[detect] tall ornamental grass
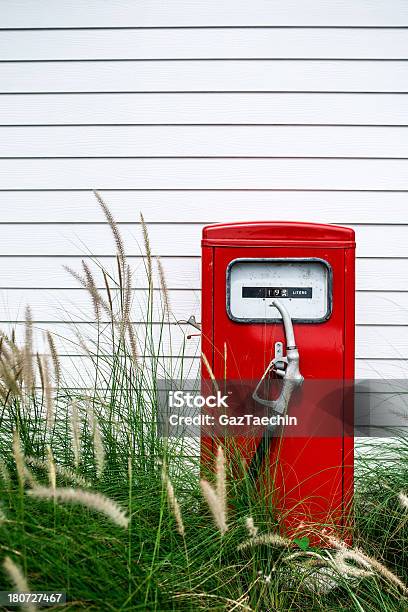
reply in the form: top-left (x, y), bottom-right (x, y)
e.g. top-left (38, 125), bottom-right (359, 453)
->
top-left (0, 194), bottom-right (406, 611)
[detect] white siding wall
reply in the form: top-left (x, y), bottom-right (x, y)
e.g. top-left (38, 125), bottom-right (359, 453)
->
top-left (0, 2), bottom-right (407, 409)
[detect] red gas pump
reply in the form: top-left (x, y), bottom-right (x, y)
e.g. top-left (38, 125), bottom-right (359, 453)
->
top-left (201, 221), bottom-right (355, 540)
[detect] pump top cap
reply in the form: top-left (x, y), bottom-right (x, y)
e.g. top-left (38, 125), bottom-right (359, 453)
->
top-left (202, 221), bottom-right (355, 248)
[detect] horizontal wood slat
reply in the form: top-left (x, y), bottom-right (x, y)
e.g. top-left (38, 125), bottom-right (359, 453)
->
top-left (2, 126), bottom-right (408, 158)
top-left (1, 191), bottom-right (408, 223)
top-left (1, 29), bottom-right (408, 61)
top-left (2, 159), bottom-right (408, 190)
top-left (2, 1), bottom-right (408, 28)
top-left (1, 94), bottom-right (406, 126)
top-left (2, 60), bottom-right (408, 93)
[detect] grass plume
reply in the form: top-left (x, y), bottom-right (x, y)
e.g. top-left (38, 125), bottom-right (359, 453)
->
top-left (46, 445), bottom-right (56, 491)
top-left (46, 331), bottom-right (61, 386)
top-left (23, 306), bottom-right (34, 391)
top-left (89, 412), bottom-right (105, 479)
top-left (237, 533), bottom-right (290, 551)
top-left (3, 556), bottom-right (36, 612)
top-left (162, 463), bottom-right (185, 537)
top-left (200, 446), bottom-right (228, 535)
top-left (333, 548), bottom-right (373, 578)
top-left (201, 352), bottom-right (219, 392)
top-left (12, 430), bottom-right (25, 486)
top-left (25, 457), bottom-right (91, 488)
top-left (399, 491), bottom-right (408, 510)
top-left (40, 355), bottom-right (54, 430)
top-left (94, 191), bottom-right (126, 271)
top-left (126, 321), bottom-right (139, 367)
top-left (28, 486), bottom-right (129, 529)
top-left (36, 352), bottom-right (44, 391)
top-left (156, 256), bottom-right (171, 320)
top-left (245, 517), bottom-right (258, 538)
top-left (330, 536), bottom-right (408, 593)
top-left (140, 213), bottom-right (152, 284)
top-left (82, 260), bottom-right (102, 322)
top-left (200, 479), bottom-right (228, 535)
top-left (352, 547), bottom-right (408, 594)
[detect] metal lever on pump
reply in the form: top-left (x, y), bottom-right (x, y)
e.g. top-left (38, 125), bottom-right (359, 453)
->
top-left (248, 299), bottom-right (304, 480)
top-left (174, 315), bottom-right (202, 339)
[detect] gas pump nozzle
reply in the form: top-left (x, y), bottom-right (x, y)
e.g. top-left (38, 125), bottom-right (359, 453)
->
top-left (249, 299), bottom-right (304, 480)
top-left (252, 299), bottom-right (303, 413)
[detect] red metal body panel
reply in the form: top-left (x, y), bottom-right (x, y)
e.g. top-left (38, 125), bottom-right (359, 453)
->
top-left (201, 221), bottom-right (355, 540)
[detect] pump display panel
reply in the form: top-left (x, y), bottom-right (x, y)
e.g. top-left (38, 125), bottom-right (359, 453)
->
top-left (227, 258), bottom-right (332, 323)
